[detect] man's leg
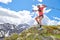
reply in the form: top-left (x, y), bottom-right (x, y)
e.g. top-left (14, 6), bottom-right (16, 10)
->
top-left (35, 16), bottom-right (40, 24)
top-left (37, 16), bottom-right (43, 30)
top-left (39, 16), bottom-right (43, 28)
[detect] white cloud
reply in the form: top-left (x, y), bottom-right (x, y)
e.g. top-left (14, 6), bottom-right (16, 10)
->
top-left (0, 0), bottom-right (12, 4)
top-left (32, 5), bottom-right (60, 25)
top-left (53, 17), bottom-right (60, 20)
top-left (42, 15), bottom-right (60, 25)
top-left (0, 7), bottom-right (21, 18)
top-left (43, 8), bottom-right (51, 13)
top-left (47, 20), bottom-right (58, 25)
top-left (0, 16), bottom-right (22, 25)
top-left (0, 7), bottom-right (34, 26)
top-left (32, 5), bottom-right (52, 14)
top-left (57, 22), bottom-right (60, 25)
top-left (32, 5), bottom-right (38, 10)
top-left (33, 0), bottom-right (42, 2)
top-left (38, 0), bottom-right (43, 2)
top-left (0, 7), bottom-right (60, 26)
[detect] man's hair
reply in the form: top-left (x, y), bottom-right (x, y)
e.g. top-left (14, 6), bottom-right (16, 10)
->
top-left (37, 4), bottom-right (46, 7)
top-left (37, 5), bottom-right (40, 7)
top-left (37, 5), bottom-right (40, 8)
top-left (42, 4), bottom-right (46, 7)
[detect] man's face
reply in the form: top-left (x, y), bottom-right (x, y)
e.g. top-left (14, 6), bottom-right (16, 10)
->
top-left (37, 5), bottom-right (40, 8)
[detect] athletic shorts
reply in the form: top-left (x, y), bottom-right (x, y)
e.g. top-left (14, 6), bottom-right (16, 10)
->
top-left (39, 15), bottom-right (44, 18)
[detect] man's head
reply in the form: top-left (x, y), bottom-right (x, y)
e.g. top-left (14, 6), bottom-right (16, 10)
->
top-left (37, 4), bottom-right (46, 8)
top-left (37, 5), bottom-right (40, 8)
top-left (42, 4), bottom-right (46, 7)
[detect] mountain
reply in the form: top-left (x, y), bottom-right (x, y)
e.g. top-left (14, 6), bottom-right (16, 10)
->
top-left (16, 23), bottom-right (30, 30)
top-left (0, 23), bottom-right (16, 37)
top-left (16, 23), bottom-right (30, 34)
top-left (0, 23), bottom-right (30, 37)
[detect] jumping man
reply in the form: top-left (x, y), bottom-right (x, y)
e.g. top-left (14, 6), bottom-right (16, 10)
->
top-left (33, 4), bottom-right (46, 30)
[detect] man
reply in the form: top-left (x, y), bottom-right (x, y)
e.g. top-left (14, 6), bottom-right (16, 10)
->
top-left (33, 4), bottom-right (46, 30)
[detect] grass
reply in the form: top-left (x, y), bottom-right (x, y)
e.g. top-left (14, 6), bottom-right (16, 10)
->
top-left (4, 25), bottom-right (60, 40)
top-left (53, 34), bottom-right (60, 38)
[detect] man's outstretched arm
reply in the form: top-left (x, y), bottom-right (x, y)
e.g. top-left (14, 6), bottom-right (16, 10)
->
top-left (32, 10), bottom-right (38, 12)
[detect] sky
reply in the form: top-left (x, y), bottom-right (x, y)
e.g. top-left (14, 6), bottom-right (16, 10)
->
top-left (0, 0), bottom-right (60, 25)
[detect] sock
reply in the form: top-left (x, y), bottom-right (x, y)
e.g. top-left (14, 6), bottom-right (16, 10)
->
top-left (40, 25), bottom-right (42, 28)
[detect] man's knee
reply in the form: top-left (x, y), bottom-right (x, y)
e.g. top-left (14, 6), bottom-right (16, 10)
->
top-left (35, 17), bottom-right (37, 20)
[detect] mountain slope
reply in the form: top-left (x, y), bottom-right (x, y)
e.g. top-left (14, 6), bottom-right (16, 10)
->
top-left (4, 25), bottom-right (60, 40)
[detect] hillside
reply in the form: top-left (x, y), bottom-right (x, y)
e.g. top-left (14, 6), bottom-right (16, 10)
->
top-left (4, 25), bottom-right (60, 40)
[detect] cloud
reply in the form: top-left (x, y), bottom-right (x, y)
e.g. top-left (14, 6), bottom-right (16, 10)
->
top-left (32, 5), bottom-right (38, 10)
top-left (32, 5), bottom-right (60, 25)
top-left (38, 0), bottom-right (43, 2)
top-left (0, 7), bottom-right (23, 18)
top-left (33, 14), bottom-right (60, 25)
top-left (32, 4), bottom-right (52, 14)
top-left (0, 7), bottom-right (60, 26)
top-left (0, 7), bottom-right (34, 25)
top-left (33, 0), bottom-right (42, 2)
top-left (47, 20), bottom-right (58, 25)
top-left (0, 0), bottom-right (12, 4)
top-left (43, 8), bottom-right (51, 13)
top-left (57, 22), bottom-right (60, 25)
top-left (53, 17), bottom-right (60, 20)
top-left (0, 16), bottom-right (22, 25)
top-left (42, 15), bottom-right (60, 25)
